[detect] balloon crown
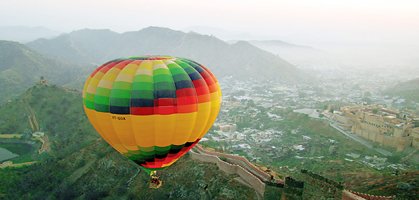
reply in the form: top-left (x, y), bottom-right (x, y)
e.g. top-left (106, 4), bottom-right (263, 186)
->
top-left (127, 56), bottom-right (174, 60)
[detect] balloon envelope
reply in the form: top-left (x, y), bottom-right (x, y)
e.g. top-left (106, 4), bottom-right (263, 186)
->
top-left (82, 56), bottom-right (221, 170)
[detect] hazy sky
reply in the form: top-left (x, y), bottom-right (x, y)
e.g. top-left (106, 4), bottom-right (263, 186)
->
top-left (1, 0), bottom-right (419, 67)
top-left (1, 0), bottom-right (418, 45)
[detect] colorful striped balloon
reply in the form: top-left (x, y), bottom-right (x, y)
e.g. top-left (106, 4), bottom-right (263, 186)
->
top-left (82, 56), bottom-right (222, 170)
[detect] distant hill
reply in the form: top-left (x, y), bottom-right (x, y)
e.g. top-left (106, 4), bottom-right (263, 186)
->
top-left (183, 26), bottom-right (257, 41)
top-left (0, 40), bottom-right (86, 103)
top-left (0, 85), bottom-right (258, 199)
top-left (27, 27), bottom-right (305, 82)
top-left (386, 78), bottom-right (419, 102)
top-left (249, 40), bottom-right (342, 69)
top-left (0, 26), bottom-right (60, 42)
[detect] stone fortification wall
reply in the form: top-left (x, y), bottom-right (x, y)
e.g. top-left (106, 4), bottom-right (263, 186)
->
top-left (343, 190), bottom-right (395, 200)
top-left (189, 150), bottom-right (266, 196)
top-left (194, 145), bottom-right (273, 182)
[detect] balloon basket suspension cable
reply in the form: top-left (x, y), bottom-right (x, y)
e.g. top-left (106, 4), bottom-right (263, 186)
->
top-left (141, 167), bottom-right (162, 189)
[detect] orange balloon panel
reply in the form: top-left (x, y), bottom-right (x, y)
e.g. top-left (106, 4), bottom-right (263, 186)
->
top-left (82, 56), bottom-right (221, 169)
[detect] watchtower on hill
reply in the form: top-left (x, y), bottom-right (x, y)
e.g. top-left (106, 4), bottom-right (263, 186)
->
top-left (39, 76), bottom-right (48, 85)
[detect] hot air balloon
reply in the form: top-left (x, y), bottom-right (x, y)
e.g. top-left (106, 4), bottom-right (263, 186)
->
top-left (82, 56), bottom-right (221, 188)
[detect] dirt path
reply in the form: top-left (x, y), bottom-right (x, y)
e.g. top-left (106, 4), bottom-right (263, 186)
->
top-left (329, 122), bottom-right (392, 156)
top-left (0, 161), bottom-right (37, 168)
top-left (0, 134), bottom-right (23, 139)
top-left (35, 135), bottom-right (50, 154)
top-left (22, 100), bottom-right (50, 154)
top-left (23, 99), bottom-right (39, 132)
top-left (126, 168), bottom-right (141, 188)
top-left (67, 159), bottom-right (96, 184)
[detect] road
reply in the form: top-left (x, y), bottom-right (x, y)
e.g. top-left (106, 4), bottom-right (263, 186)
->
top-left (329, 122), bottom-right (393, 156)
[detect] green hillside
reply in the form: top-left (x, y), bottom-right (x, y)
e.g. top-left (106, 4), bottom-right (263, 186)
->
top-left (386, 78), bottom-right (419, 102)
top-left (27, 27), bottom-right (305, 82)
top-left (0, 85), bottom-right (258, 199)
top-left (0, 40), bottom-right (87, 104)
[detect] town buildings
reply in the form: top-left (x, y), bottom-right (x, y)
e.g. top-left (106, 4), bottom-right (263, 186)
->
top-left (327, 105), bottom-right (418, 151)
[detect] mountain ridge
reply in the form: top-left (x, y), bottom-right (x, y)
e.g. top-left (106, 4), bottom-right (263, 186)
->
top-left (249, 40), bottom-right (315, 49)
top-left (27, 27), bottom-right (306, 82)
top-left (248, 40), bottom-right (342, 69)
top-left (0, 26), bottom-right (60, 42)
top-left (0, 40), bottom-right (84, 103)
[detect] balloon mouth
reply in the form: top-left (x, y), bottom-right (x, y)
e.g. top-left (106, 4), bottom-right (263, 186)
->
top-left (128, 56), bottom-right (174, 61)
